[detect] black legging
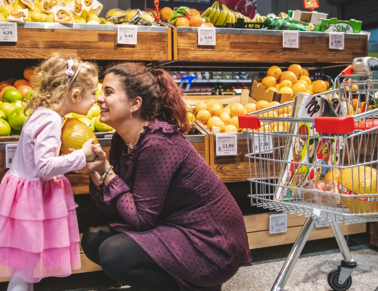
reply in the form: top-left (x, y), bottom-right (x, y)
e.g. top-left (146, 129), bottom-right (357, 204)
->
top-left (81, 223), bottom-right (181, 291)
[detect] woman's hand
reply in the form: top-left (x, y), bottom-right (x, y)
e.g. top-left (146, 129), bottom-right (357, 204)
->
top-left (76, 144), bottom-right (109, 174)
top-left (90, 171), bottom-right (102, 186)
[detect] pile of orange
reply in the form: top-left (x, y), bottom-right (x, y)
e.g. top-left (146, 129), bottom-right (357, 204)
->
top-left (0, 67), bottom-right (34, 101)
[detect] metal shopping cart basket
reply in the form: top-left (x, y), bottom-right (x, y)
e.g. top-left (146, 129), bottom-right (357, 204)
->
top-left (238, 78), bottom-right (378, 291)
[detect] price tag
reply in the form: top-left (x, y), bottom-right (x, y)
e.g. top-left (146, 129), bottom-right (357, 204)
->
top-left (283, 31), bottom-right (299, 48)
top-left (252, 134), bottom-right (273, 154)
top-left (215, 134), bottom-right (237, 156)
top-left (104, 134), bottom-right (113, 139)
top-left (0, 23), bottom-right (17, 42)
top-left (117, 25), bottom-right (137, 45)
top-left (269, 213), bottom-right (287, 234)
top-left (329, 32), bottom-right (344, 50)
top-left (5, 144), bottom-right (17, 168)
top-left (315, 219), bottom-right (330, 228)
top-left (198, 27), bottom-right (216, 46)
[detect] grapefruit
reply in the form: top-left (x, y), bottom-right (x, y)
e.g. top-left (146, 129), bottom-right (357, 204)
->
top-left (196, 109), bottom-right (211, 124)
top-left (230, 103), bottom-right (245, 117)
top-left (208, 103), bottom-right (222, 116)
top-left (262, 76), bottom-right (277, 89)
top-left (279, 71), bottom-right (297, 85)
top-left (299, 76), bottom-right (312, 86)
top-left (189, 15), bottom-right (203, 27)
top-left (312, 80), bottom-right (327, 94)
top-left (244, 103), bottom-right (256, 113)
top-left (269, 101), bottom-right (280, 107)
top-left (176, 17), bottom-right (190, 27)
top-left (267, 66), bottom-right (282, 80)
top-left (160, 7), bottom-right (174, 22)
top-left (278, 87), bottom-right (294, 97)
top-left (225, 124), bottom-right (238, 133)
top-left (195, 102), bottom-right (207, 113)
top-left (205, 99), bottom-right (223, 108)
top-left (296, 80), bottom-right (308, 89)
top-left (207, 116), bottom-right (221, 129)
top-left (279, 80), bottom-right (292, 89)
top-left (222, 108), bottom-right (231, 114)
top-left (219, 112), bottom-right (231, 125)
top-left (189, 9), bottom-right (200, 15)
top-left (229, 116), bottom-right (240, 131)
top-left (267, 87), bottom-right (278, 93)
top-left (292, 83), bottom-right (307, 94)
top-left (212, 120), bottom-right (225, 132)
top-left (288, 64), bottom-right (303, 78)
top-left (256, 100), bottom-right (269, 111)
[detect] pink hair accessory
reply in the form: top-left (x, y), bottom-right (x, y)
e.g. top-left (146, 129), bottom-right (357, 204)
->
top-left (68, 61), bottom-right (83, 89)
top-left (66, 59), bottom-right (74, 76)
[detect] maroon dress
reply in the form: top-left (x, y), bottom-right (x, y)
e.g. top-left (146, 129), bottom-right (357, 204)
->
top-left (89, 120), bottom-right (251, 291)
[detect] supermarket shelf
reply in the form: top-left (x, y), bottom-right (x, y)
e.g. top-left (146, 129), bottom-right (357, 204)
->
top-left (174, 79), bottom-right (252, 83)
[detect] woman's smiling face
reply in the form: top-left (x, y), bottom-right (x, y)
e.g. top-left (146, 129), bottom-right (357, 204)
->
top-left (97, 73), bottom-right (132, 129)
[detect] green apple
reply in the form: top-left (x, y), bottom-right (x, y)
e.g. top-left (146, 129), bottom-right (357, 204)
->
top-left (0, 119), bottom-right (11, 136)
top-left (2, 89), bottom-right (23, 103)
top-left (79, 118), bottom-right (95, 132)
top-left (91, 104), bottom-right (101, 117)
top-left (9, 107), bottom-right (28, 131)
top-left (0, 103), bottom-right (16, 121)
top-left (72, 110), bottom-right (92, 120)
top-left (0, 110), bottom-right (6, 120)
top-left (94, 116), bottom-right (113, 132)
top-left (12, 101), bottom-right (24, 109)
top-left (24, 91), bottom-right (33, 101)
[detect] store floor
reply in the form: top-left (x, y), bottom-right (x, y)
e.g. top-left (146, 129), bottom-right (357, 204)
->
top-left (0, 235), bottom-right (377, 291)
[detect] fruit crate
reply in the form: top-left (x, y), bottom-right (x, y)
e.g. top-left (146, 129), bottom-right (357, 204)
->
top-left (0, 23), bottom-right (172, 61)
top-left (173, 27), bottom-right (368, 63)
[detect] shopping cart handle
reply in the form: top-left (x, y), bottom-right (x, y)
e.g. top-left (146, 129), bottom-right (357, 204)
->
top-left (341, 65), bottom-right (355, 75)
top-left (315, 116), bottom-right (355, 134)
top-left (238, 114), bottom-right (261, 129)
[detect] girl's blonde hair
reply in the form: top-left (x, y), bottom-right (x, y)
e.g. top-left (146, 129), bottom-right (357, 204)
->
top-left (24, 54), bottom-right (98, 114)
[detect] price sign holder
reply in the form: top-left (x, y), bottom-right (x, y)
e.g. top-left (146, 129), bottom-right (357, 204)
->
top-left (117, 25), bottom-right (137, 45)
top-left (252, 134), bottom-right (273, 154)
top-left (270, 213), bottom-right (287, 234)
top-left (215, 133), bottom-right (237, 156)
top-left (329, 32), bottom-right (344, 50)
top-left (198, 27), bottom-right (216, 46)
top-left (5, 144), bottom-right (17, 169)
top-left (0, 22), bottom-right (17, 42)
top-left (283, 31), bottom-right (299, 48)
top-left (315, 219), bottom-right (330, 228)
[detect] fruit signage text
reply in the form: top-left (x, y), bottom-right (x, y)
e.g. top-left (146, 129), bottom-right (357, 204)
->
top-left (269, 213), bottom-right (287, 234)
top-left (283, 31), bottom-right (299, 48)
top-left (198, 27), bottom-right (216, 46)
top-left (329, 32), bottom-right (344, 50)
top-left (117, 25), bottom-right (137, 45)
top-left (216, 134), bottom-right (237, 156)
top-left (0, 22), bottom-right (17, 42)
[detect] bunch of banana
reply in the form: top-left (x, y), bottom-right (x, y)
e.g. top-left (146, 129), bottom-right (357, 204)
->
top-left (202, 1), bottom-right (221, 25)
top-left (250, 13), bottom-right (266, 28)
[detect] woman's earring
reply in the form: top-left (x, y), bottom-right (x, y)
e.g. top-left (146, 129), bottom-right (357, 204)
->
top-left (130, 109), bottom-right (133, 119)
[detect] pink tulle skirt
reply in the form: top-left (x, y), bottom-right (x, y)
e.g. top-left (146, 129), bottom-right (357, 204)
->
top-left (0, 172), bottom-right (81, 283)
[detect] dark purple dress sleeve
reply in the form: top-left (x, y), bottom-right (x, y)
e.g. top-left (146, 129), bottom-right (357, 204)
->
top-left (103, 137), bottom-right (182, 231)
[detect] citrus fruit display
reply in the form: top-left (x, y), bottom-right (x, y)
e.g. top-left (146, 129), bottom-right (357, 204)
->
top-left (60, 118), bottom-right (99, 155)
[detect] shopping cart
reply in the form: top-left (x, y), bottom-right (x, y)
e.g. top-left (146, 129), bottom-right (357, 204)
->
top-left (238, 79), bottom-right (378, 291)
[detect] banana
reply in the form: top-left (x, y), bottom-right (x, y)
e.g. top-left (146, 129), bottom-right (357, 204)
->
top-left (211, 3), bottom-right (221, 25)
top-left (202, 1), bottom-right (215, 18)
top-left (208, 1), bottom-right (218, 22)
top-left (215, 5), bottom-right (228, 26)
top-left (225, 9), bottom-right (233, 25)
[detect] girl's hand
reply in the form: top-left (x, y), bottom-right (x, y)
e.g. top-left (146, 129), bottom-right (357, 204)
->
top-left (76, 144), bottom-right (108, 174)
top-left (82, 138), bottom-right (97, 162)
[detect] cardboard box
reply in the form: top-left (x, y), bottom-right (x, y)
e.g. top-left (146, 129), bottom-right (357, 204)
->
top-left (290, 10), bottom-right (328, 25)
top-left (250, 79), bottom-right (293, 103)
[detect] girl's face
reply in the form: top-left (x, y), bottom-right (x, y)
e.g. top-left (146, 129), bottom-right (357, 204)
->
top-left (97, 73), bottom-right (132, 129)
top-left (72, 76), bottom-right (98, 116)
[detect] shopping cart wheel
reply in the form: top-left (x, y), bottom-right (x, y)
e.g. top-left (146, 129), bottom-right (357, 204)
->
top-left (327, 269), bottom-right (352, 291)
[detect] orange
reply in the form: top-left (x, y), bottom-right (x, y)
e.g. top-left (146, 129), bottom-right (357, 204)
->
top-left (267, 66), bottom-right (282, 80)
top-left (299, 76), bottom-right (311, 86)
top-left (196, 109), bottom-right (211, 124)
top-left (288, 64), bottom-right (303, 79)
top-left (176, 17), bottom-right (190, 27)
top-left (208, 103), bottom-right (222, 117)
top-left (189, 15), bottom-right (203, 27)
top-left (324, 81), bottom-right (330, 88)
top-left (278, 107), bottom-right (289, 116)
top-left (279, 71), bottom-right (297, 85)
top-left (205, 98), bottom-right (223, 108)
top-left (229, 116), bottom-right (240, 131)
top-left (212, 120), bottom-right (225, 132)
top-left (207, 116), bottom-right (221, 129)
top-left (160, 7), bottom-right (174, 22)
top-left (17, 85), bottom-right (32, 97)
top-left (61, 118), bottom-right (99, 155)
top-left (189, 8), bottom-right (200, 15)
top-left (219, 112), bottom-right (231, 125)
top-left (302, 68), bottom-right (309, 77)
top-left (0, 81), bottom-right (10, 86)
top-left (14, 79), bottom-right (30, 88)
top-left (23, 67), bottom-right (35, 82)
top-left (244, 103), bottom-right (256, 113)
top-left (222, 108), bottom-right (231, 114)
top-left (312, 80), bottom-right (327, 94)
top-left (225, 104), bottom-right (231, 109)
top-left (225, 124), bottom-right (238, 133)
top-left (195, 102), bottom-right (207, 113)
top-left (0, 83), bottom-right (11, 91)
top-left (256, 100), bottom-right (269, 111)
top-left (296, 80), bottom-right (308, 88)
top-left (269, 101), bottom-right (280, 107)
top-left (261, 76), bottom-right (277, 89)
top-left (278, 87), bottom-right (294, 97)
top-left (279, 80), bottom-right (292, 89)
top-left (203, 22), bottom-right (214, 27)
top-left (230, 103), bottom-right (245, 117)
top-left (292, 83), bottom-right (307, 94)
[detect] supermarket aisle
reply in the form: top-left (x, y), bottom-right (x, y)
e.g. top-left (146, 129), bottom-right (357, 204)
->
top-left (0, 236), bottom-right (376, 291)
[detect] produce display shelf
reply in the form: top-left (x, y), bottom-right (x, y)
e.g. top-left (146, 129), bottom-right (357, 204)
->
top-left (173, 27), bottom-right (368, 64)
top-left (174, 79), bottom-right (252, 83)
top-left (0, 23), bottom-right (172, 61)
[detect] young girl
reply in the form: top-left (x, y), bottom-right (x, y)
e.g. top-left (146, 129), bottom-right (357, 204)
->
top-left (0, 54), bottom-right (99, 291)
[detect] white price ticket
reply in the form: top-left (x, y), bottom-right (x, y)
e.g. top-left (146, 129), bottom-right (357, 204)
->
top-left (198, 27), bottom-right (216, 46)
top-left (270, 213), bottom-right (287, 234)
top-left (117, 25), bottom-right (137, 45)
top-left (329, 32), bottom-right (344, 50)
top-left (5, 144), bottom-right (17, 169)
top-left (215, 134), bottom-right (237, 156)
top-left (315, 219), bottom-right (331, 228)
top-left (283, 30), bottom-right (299, 48)
top-left (0, 22), bottom-right (17, 42)
top-left (252, 134), bottom-right (273, 154)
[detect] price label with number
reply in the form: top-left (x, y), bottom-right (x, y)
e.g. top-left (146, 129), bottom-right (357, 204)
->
top-left (270, 213), bottom-right (287, 234)
top-left (283, 31), bottom-right (299, 48)
top-left (215, 134), bottom-right (237, 156)
top-left (315, 219), bottom-right (330, 228)
top-left (252, 134), bottom-right (273, 154)
top-left (0, 22), bottom-right (17, 42)
top-left (117, 25), bottom-right (137, 45)
top-left (5, 144), bottom-right (17, 169)
top-left (329, 32), bottom-right (344, 50)
top-left (198, 27), bottom-right (216, 46)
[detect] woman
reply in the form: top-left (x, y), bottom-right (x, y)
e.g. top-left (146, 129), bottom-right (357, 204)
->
top-left (81, 63), bottom-right (252, 291)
